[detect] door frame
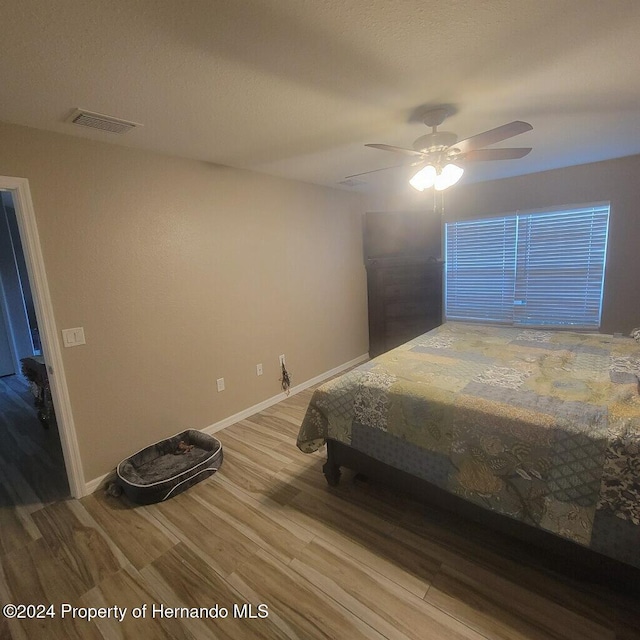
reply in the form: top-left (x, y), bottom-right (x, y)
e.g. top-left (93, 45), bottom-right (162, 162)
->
top-left (0, 176), bottom-right (85, 498)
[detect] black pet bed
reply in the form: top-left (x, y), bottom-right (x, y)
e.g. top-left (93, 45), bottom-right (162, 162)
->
top-left (115, 429), bottom-right (223, 504)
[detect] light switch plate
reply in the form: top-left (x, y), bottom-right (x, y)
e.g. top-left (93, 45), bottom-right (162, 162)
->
top-left (62, 327), bottom-right (86, 347)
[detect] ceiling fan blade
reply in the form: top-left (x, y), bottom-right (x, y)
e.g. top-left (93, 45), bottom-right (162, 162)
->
top-left (365, 143), bottom-right (425, 157)
top-left (345, 159), bottom-right (423, 179)
top-left (463, 147), bottom-right (532, 161)
top-left (452, 121), bottom-right (532, 154)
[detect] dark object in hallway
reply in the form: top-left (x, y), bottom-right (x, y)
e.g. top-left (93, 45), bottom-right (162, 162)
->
top-left (20, 355), bottom-right (55, 428)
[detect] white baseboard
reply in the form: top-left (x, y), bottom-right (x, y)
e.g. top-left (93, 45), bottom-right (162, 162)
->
top-left (85, 472), bottom-right (111, 495)
top-left (202, 352), bottom-right (368, 436)
top-left (84, 353), bottom-right (368, 495)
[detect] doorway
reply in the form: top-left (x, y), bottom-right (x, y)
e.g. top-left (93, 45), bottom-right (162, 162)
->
top-left (0, 191), bottom-right (70, 502)
top-left (1, 191), bottom-right (41, 370)
top-left (0, 177), bottom-right (85, 498)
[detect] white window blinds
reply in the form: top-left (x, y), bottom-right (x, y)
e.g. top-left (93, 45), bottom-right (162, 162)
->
top-left (445, 204), bottom-right (610, 329)
top-left (445, 216), bottom-right (516, 322)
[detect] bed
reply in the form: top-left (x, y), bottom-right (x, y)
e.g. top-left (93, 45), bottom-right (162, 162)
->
top-left (297, 322), bottom-right (640, 578)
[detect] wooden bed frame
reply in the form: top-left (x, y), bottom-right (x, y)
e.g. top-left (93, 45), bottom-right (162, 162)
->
top-left (323, 438), bottom-right (640, 594)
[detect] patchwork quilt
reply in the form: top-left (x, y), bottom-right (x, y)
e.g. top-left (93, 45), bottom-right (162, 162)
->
top-left (297, 322), bottom-right (640, 569)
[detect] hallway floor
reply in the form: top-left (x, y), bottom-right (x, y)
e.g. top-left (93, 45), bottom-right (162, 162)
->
top-left (0, 373), bottom-right (69, 510)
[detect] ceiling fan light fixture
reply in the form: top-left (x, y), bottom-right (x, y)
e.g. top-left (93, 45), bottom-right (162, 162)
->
top-left (410, 163), bottom-right (463, 191)
top-left (434, 163), bottom-right (464, 191)
top-left (409, 164), bottom-right (437, 191)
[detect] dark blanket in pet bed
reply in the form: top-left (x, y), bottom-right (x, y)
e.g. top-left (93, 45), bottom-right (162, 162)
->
top-left (116, 429), bottom-right (223, 504)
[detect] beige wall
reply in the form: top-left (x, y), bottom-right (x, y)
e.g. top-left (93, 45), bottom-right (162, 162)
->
top-left (0, 121), bottom-right (368, 482)
top-left (368, 154), bottom-right (640, 334)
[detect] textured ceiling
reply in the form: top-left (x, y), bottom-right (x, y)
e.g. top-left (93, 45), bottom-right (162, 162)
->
top-left (1, 0), bottom-right (639, 191)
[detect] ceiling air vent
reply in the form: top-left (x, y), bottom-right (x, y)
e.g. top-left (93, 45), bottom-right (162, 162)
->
top-left (66, 109), bottom-right (142, 134)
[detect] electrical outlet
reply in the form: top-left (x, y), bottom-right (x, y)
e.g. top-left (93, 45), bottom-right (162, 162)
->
top-left (216, 378), bottom-right (225, 392)
top-left (279, 354), bottom-right (286, 366)
top-left (256, 363), bottom-right (263, 376)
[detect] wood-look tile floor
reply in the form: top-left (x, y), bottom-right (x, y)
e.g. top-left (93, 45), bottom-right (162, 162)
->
top-left (1, 381), bottom-right (638, 639)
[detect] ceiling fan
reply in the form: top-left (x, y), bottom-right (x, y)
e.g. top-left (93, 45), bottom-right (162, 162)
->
top-left (352, 108), bottom-right (533, 191)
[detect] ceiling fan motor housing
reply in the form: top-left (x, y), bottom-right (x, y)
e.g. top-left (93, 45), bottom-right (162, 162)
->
top-left (412, 131), bottom-right (458, 153)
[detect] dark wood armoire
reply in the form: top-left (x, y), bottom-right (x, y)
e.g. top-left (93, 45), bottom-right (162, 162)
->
top-left (364, 212), bottom-right (443, 358)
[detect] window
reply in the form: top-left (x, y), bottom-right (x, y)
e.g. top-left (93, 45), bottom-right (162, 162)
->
top-left (444, 203), bottom-right (610, 329)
